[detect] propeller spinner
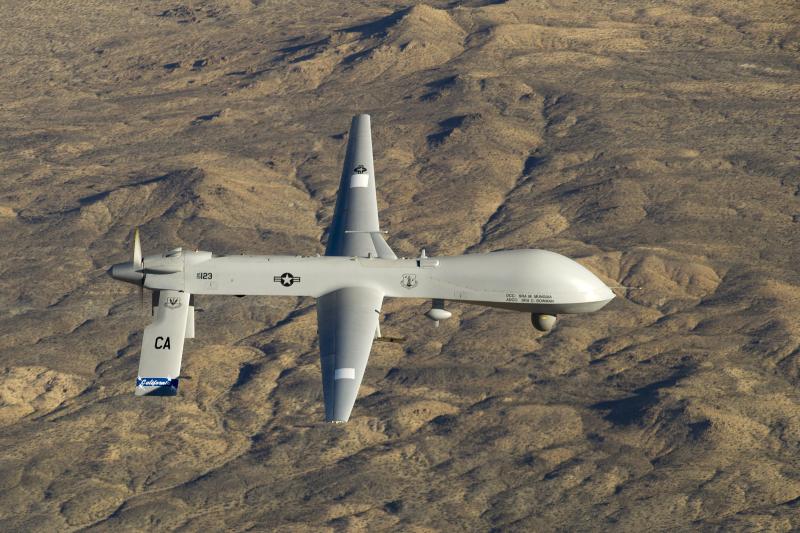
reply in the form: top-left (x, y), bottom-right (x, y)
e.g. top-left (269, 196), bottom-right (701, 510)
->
top-left (109, 229), bottom-right (145, 284)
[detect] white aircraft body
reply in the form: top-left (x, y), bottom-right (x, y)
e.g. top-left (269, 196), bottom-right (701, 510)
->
top-left (110, 115), bottom-right (614, 422)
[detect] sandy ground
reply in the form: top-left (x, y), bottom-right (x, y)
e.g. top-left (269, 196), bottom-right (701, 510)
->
top-left (1, 0), bottom-right (799, 530)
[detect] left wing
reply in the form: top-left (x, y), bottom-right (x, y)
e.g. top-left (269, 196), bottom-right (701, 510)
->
top-left (316, 286), bottom-right (384, 422)
top-left (325, 114), bottom-right (396, 259)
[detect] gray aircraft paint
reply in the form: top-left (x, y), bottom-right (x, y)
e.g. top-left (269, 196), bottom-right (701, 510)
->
top-left (326, 114), bottom-right (385, 259)
top-left (111, 114), bottom-right (614, 421)
top-left (156, 250), bottom-right (612, 313)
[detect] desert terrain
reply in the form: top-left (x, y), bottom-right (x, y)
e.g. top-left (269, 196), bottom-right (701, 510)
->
top-left (1, 0), bottom-right (799, 530)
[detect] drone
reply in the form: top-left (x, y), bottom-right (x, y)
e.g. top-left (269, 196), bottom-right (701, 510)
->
top-left (110, 115), bottom-right (614, 422)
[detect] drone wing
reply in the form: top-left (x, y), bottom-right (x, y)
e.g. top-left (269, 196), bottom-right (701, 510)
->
top-left (316, 286), bottom-right (384, 422)
top-left (325, 114), bottom-right (396, 259)
top-left (135, 290), bottom-right (193, 396)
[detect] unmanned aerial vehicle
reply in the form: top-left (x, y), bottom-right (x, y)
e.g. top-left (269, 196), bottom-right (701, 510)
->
top-left (110, 115), bottom-right (614, 422)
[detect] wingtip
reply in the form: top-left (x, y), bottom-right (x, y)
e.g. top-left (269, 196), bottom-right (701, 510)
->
top-left (352, 113), bottom-right (371, 126)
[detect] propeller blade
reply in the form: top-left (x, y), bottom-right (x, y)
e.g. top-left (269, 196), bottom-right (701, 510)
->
top-left (133, 228), bottom-right (146, 312)
top-left (133, 228), bottom-right (142, 268)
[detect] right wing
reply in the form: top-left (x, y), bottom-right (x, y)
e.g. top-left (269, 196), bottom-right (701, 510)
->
top-left (316, 286), bottom-right (384, 422)
top-left (325, 114), bottom-right (396, 259)
top-left (135, 290), bottom-right (193, 396)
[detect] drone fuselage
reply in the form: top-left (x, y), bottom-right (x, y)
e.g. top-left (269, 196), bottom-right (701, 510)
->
top-left (133, 247), bottom-right (613, 314)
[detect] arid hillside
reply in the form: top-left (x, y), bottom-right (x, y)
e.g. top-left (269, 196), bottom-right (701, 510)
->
top-left (1, 0), bottom-right (799, 530)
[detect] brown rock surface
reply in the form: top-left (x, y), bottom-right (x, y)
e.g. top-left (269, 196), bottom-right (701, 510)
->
top-left (1, 0), bottom-right (799, 530)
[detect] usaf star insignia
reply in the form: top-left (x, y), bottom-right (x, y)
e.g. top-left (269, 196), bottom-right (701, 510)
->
top-left (274, 272), bottom-right (301, 287)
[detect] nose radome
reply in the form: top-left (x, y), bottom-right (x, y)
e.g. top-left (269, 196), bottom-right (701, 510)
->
top-left (572, 260), bottom-right (615, 302)
top-left (538, 251), bottom-right (613, 303)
